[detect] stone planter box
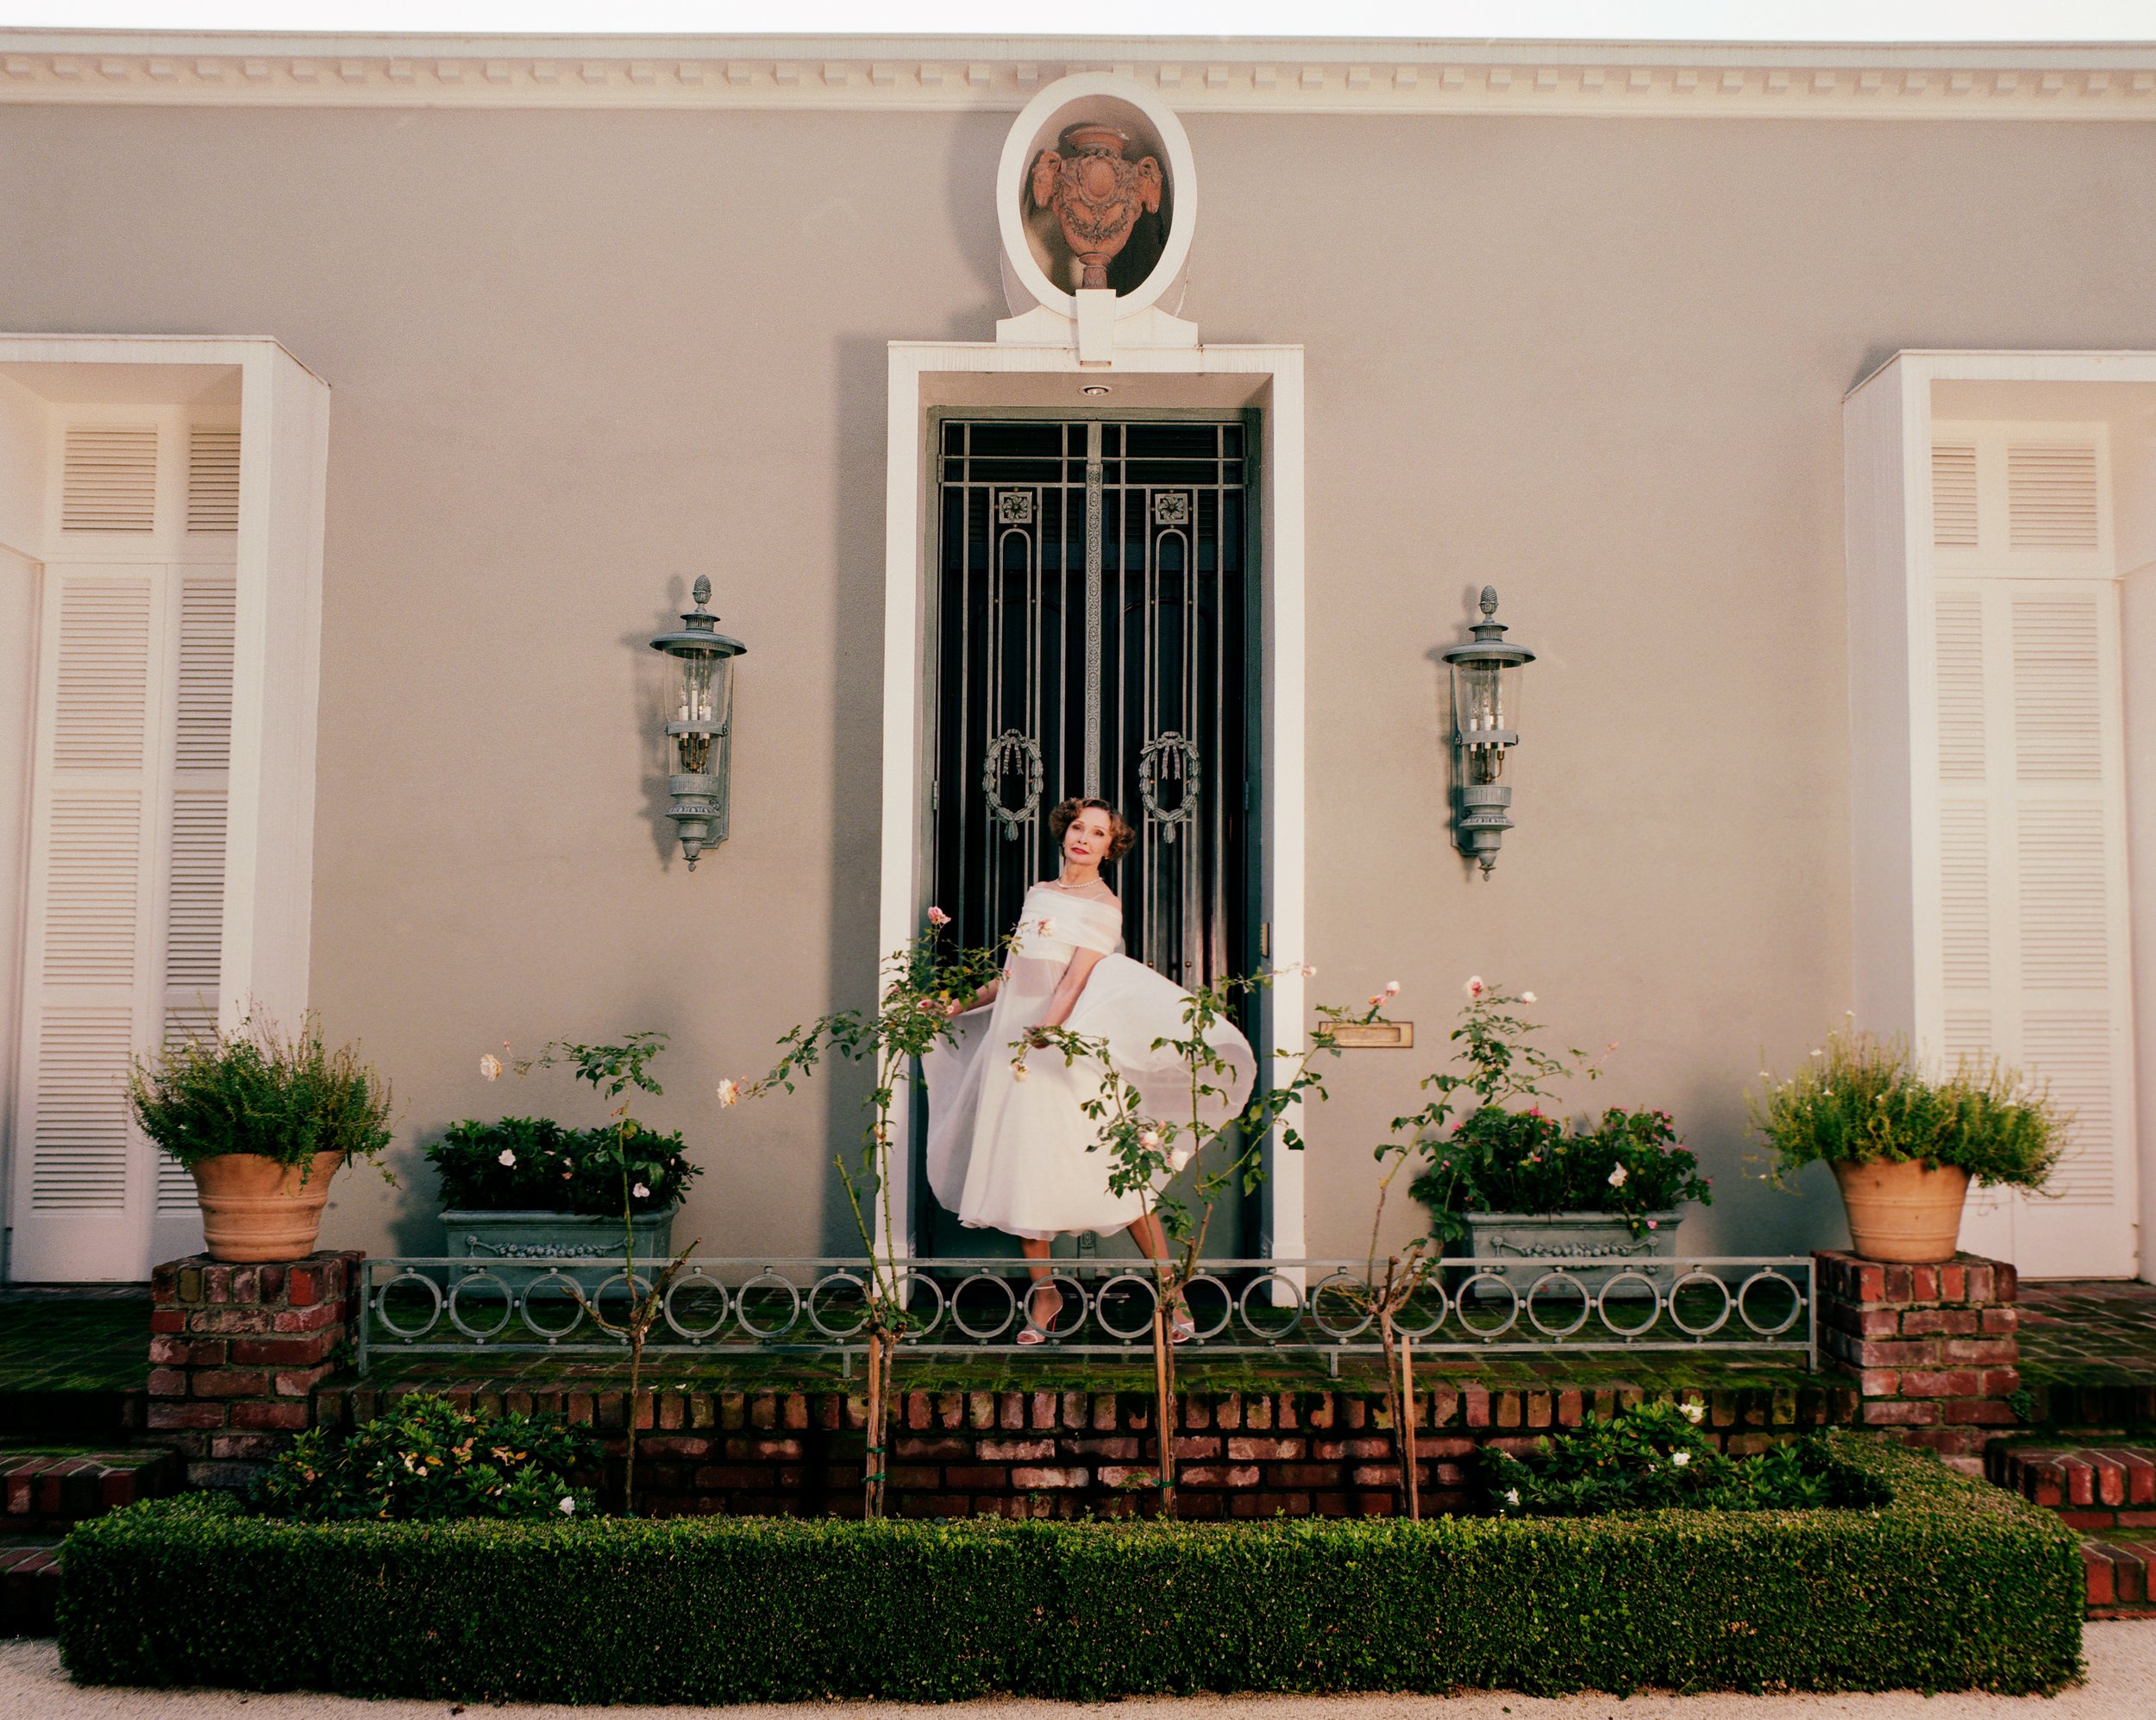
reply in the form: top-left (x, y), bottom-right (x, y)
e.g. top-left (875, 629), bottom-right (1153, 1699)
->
top-left (441, 1207), bottom-right (677, 1293)
top-left (1454, 1210), bottom-right (1681, 1301)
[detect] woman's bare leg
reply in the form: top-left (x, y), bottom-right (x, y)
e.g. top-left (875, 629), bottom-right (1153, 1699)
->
top-left (1125, 1212), bottom-right (1192, 1332)
top-left (1019, 1236), bottom-right (1061, 1329)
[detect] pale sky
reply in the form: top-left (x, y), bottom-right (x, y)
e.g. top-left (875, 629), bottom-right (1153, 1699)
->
top-left (0, 3), bottom-right (2151, 42)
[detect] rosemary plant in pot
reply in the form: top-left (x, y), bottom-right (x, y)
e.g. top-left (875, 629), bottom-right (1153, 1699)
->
top-left (128, 1014), bottom-right (393, 1263)
top-left (1754, 1028), bottom-right (2063, 1264)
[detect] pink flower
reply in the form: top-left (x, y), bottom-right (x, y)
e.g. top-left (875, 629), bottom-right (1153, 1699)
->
top-left (1463, 976), bottom-right (1487, 1001)
top-left (927, 906), bottom-right (951, 928)
top-left (1383, 981), bottom-right (1401, 997)
top-left (1646, 1219), bottom-right (1659, 1230)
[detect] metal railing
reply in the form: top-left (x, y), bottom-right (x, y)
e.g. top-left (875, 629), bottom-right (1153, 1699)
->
top-left (356, 1254), bottom-right (1817, 1375)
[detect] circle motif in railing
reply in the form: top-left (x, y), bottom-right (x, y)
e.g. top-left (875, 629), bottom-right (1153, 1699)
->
top-left (447, 1269), bottom-right (514, 1342)
top-left (375, 1270), bottom-right (442, 1341)
top-left (1453, 1271), bottom-right (1521, 1340)
top-left (661, 1270), bottom-right (731, 1342)
top-left (1236, 1271), bottom-right (1304, 1340)
top-left (1736, 1269), bottom-right (1804, 1338)
top-left (589, 1271), bottom-right (654, 1344)
top-left (1180, 1270), bottom-right (1233, 1341)
top-left (1388, 1277), bottom-right (1450, 1340)
top-left (517, 1268), bottom-right (586, 1341)
top-left (1307, 1270), bottom-right (1376, 1340)
top-left (805, 1270), bottom-right (869, 1340)
top-left (892, 1271), bottom-right (949, 1341)
top-left (1525, 1270), bottom-right (1592, 1340)
top-left (950, 1271), bottom-right (1021, 1341)
top-left (732, 1270), bottom-right (802, 1340)
top-left (1093, 1271), bottom-right (1159, 1342)
top-left (1666, 1269), bottom-right (1733, 1338)
top-left (1595, 1270), bottom-right (1663, 1337)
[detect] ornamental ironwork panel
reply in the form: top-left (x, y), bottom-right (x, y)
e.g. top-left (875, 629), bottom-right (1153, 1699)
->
top-left (354, 1255), bottom-right (1819, 1375)
top-left (930, 418), bottom-right (1255, 990)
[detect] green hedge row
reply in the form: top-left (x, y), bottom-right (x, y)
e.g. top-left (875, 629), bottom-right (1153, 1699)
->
top-left (59, 1435), bottom-right (2080, 1702)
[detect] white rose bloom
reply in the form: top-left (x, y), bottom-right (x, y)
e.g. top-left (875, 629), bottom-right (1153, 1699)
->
top-left (1520, 991), bottom-right (1537, 1005)
top-left (632, 1183), bottom-right (649, 1199)
top-left (1671, 1450), bottom-right (1691, 1468)
top-left (1607, 1164), bottom-right (1627, 1188)
top-left (1463, 975), bottom-right (1485, 1000)
top-left (1168, 1142), bottom-right (1198, 1174)
top-left (1383, 981), bottom-right (1401, 996)
top-left (1138, 1129), bottom-right (1162, 1149)
top-left (479, 1053), bottom-right (502, 1082)
top-left (557, 1497), bottom-right (575, 1516)
top-left (716, 1078), bottom-right (741, 1108)
top-left (498, 1149), bottom-right (516, 1167)
top-left (1503, 1488), bottom-right (1520, 1507)
top-left (1681, 1403), bottom-right (1705, 1424)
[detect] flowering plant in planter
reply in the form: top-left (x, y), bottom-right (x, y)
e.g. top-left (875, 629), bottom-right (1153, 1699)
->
top-left (1753, 1026), bottom-right (2063, 1263)
top-left (1402, 978), bottom-right (1711, 1244)
top-left (425, 1117), bottom-right (699, 1215)
top-left (1413, 1103), bottom-right (1713, 1243)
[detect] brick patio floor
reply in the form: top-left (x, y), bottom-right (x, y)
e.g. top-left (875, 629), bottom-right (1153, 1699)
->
top-left (2020, 1280), bottom-right (2156, 1378)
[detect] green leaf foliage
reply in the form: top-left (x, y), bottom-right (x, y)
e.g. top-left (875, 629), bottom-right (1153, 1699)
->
top-left (249, 1394), bottom-right (599, 1523)
top-left (425, 1117), bottom-right (699, 1215)
top-left (1413, 1105), bottom-right (1712, 1242)
top-left (128, 1010), bottom-right (393, 1173)
top-left (60, 1436), bottom-right (2079, 1701)
top-left (1752, 1027), bottom-right (2065, 1190)
top-left (1480, 1403), bottom-right (1858, 1517)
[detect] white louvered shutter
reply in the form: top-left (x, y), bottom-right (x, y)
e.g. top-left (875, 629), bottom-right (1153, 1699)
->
top-left (60, 427), bottom-right (158, 534)
top-left (1933, 574), bottom-right (2135, 1277)
top-left (8, 568), bottom-right (168, 1280)
top-left (156, 576), bottom-right (234, 1215)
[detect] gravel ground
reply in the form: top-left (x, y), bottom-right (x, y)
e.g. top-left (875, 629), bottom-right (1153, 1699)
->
top-left (3, 1625), bottom-right (2150, 1719)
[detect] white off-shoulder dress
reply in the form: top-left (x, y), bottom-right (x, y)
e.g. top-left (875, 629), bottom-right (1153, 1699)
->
top-left (924, 881), bottom-right (1258, 1240)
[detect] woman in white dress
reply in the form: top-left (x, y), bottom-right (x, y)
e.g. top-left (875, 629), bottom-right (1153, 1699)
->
top-left (924, 799), bottom-right (1257, 1343)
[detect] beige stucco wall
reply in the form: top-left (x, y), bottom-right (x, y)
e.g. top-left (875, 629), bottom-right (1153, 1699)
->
top-left (4, 101), bottom-right (2155, 1265)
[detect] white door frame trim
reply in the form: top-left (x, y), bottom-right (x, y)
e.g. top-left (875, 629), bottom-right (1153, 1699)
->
top-left (878, 341), bottom-right (1307, 1262)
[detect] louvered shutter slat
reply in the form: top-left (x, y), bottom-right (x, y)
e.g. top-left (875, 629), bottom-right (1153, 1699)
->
top-left (60, 427), bottom-right (159, 533)
top-left (1932, 444), bottom-right (1978, 549)
top-left (2008, 444), bottom-right (2100, 552)
top-left (185, 427), bottom-right (241, 532)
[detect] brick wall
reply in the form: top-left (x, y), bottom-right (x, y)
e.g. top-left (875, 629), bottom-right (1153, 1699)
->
top-left (1814, 1248), bottom-right (2020, 1473)
top-left (316, 1376), bottom-right (1853, 1519)
top-left (144, 1252), bottom-right (364, 1487)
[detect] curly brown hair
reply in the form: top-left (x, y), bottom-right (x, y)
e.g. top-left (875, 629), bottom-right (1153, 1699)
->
top-left (1048, 797), bottom-right (1137, 863)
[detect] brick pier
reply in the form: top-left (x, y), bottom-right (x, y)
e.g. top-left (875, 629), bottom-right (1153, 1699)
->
top-left (143, 1252), bottom-right (364, 1487)
top-left (1813, 1249), bottom-right (2019, 1474)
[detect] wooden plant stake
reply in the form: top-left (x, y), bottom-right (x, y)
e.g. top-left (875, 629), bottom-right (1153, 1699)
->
top-left (1400, 1328), bottom-right (1420, 1521)
top-left (1151, 1304), bottom-right (1176, 1512)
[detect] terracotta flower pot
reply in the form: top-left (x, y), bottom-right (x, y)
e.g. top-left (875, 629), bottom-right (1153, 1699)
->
top-left (190, 1152), bottom-right (343, 1263)
top-left (1830, 1158), bottom-right (1971, 1264)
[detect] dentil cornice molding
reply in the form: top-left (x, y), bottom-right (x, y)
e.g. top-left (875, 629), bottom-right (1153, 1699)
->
top-left (3, 32), bottom-right (2155, 118)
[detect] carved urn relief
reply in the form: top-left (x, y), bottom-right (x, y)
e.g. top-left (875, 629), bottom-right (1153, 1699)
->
top-left (994, 72), bottom-right (1199, 355)
top-left (1028, 122), bottom-right (1163, 291)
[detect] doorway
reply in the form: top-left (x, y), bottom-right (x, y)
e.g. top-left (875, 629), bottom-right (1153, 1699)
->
top-left (922, 415), bottom-right (1261, 1256)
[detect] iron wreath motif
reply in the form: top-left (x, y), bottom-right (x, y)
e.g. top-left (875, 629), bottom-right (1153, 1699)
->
top-left (1138, 731), bottom-right (1200, 843)
top-left (981, 729), bottom-right (1044, 841)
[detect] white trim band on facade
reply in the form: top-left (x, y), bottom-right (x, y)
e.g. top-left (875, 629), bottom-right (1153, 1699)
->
top-left (3, 33), bottom-right (2155, 118)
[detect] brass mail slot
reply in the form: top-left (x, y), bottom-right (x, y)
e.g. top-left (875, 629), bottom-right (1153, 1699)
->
top-left (1329, 1020), bottom-right (1413, 1050)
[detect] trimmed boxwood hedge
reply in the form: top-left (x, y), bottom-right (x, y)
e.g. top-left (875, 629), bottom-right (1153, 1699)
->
top-left (59, 1434), bottom-right (2079, 1702)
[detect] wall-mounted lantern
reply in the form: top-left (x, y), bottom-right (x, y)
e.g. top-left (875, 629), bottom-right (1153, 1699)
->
top-left (1440, 586), bottom-right (1535, 877)
top-left (649, 576), bottom-right (746, 870)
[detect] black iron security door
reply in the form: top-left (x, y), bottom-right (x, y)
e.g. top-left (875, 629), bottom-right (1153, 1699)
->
top-left (930, 417), bottom-right (1257, 999)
